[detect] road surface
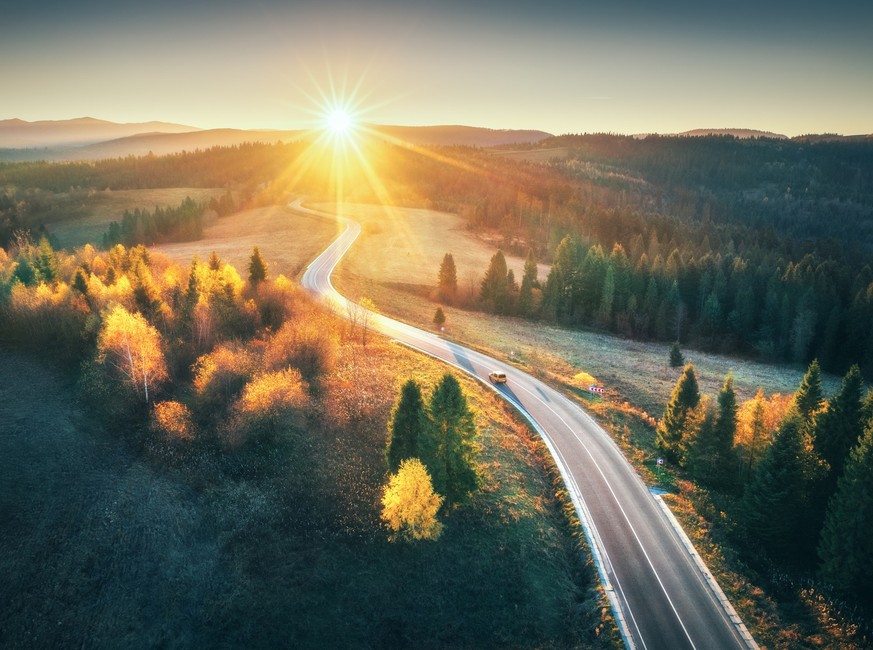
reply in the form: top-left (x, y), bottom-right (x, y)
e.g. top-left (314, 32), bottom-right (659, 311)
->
top-left (296, 200), bottom-right (756, 650)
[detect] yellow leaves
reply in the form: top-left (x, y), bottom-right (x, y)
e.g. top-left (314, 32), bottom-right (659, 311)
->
top-left (573, 371), bottom-right (598, 389)
top-left (238, 367), bottom-right (309, 415)
top-left (381, 458), bottom-right (443, 541)
top-left (193, 343), bottom-right (259, 396)
top-left (152, 400), bottom-right (194, 440)
top-left (735, 388), bottom-right (794, 463)
top-left (97, 304), bottom-right (167, 402)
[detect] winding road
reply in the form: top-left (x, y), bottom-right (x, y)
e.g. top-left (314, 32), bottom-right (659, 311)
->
top-left (296, 200), bottom-right (757, 650)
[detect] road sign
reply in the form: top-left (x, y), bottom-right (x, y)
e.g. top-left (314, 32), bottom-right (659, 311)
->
top-left (588, 385), bottom-right (605, 393)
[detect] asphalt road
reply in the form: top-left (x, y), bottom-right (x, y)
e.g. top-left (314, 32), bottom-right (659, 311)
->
top-left (296, 200), bottom-right (756, 650)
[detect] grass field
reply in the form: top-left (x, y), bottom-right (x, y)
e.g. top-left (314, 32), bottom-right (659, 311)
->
top-left (319, 202), bottom-right (837, 417)
top-left (154, 205), bottom-right (339, 279)
top-left (49, 188), bottom-right (228, 249)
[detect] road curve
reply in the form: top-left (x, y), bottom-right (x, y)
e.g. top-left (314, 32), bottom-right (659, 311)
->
top-left (296, 200), bottom-right (757, 650)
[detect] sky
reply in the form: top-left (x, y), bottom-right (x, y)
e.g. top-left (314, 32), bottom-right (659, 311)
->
top-left (3, 0), bottom-right (872, 136)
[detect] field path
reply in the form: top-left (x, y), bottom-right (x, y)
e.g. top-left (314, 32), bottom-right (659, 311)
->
top-left (296, 199), bottom-right (757, 650)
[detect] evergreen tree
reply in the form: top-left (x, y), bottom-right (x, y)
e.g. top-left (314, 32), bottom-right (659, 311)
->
top-left (480, 250), bottom-right (510, 314)
top-left (656, 363), bottom-right (700, 463)
top-left (425, 373), bottom-right (479, 505)
top-left (690, 373), bottom-right (739, 489)
top-left (433, 307), bottom-right (446, 328)
top-left (35, 237), bottom-right (58, 283)
top-left (386, 380), bottom-right (429, 473)
top-left (741, 416), bottom-right (808, 561)
top-left (795, 358), bottom-right (824, 424)
top-left (669, 341), bottom-right (684, 367)
top-left (862, 388), bottom-right (873, 428)
top-left (818, 425), bottom-right (873, 602)
top-left (437, 253), bottom-right (458, 303)
top-left (248, 247), bottom-right (268, 286)
top-left (518, 248), bottom-right (538, 317)
top-left (12, 255), bottom-right (36, 286)
top-left (208, 250), bottom-right (222, 271)
top-left (72, 268), bottom-right (89, 297)
top-left (814, 365), bottom-right (865, 484)
top-left (597, 264), bottom-right (615, 326)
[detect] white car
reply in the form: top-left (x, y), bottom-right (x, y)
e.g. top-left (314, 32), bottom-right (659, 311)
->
top-left (488, 371), bottom-right (507, 384)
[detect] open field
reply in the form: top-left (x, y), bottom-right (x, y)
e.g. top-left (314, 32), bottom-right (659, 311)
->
top-left (48, 188), bottom-right (227, 249)
top-left (154, 205), bottom-right (339, 279)
top-left (318, 202), bottom-right (838, 416)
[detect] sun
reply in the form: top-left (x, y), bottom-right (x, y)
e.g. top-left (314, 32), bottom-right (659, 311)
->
top-left (327, 107), bottom-right (353, 135)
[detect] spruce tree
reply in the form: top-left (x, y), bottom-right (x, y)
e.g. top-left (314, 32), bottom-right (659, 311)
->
top-left (386, 380), bottom-right (429, 473)
top-left (741, 416), bottom-right (808, 560)
top-left (72, 268), bottom-right (89, 296)
top-left (433, 307), bottom-right (446, 328)
top-left (208, 250), bottom-right (222, 271)
top-left (669, 341), bottom-right (684, 367)
top-left (248, 247), bottom-right (268, 286)
top-left (688, 373), bottom-right (738, 489)
top-left (480, 250), bottom-right (509, 314)
top-left (425, 373), bottom-right (479, 505)
top-left (818, 425), bottom-right (873, 602)
top-left (656, 363), bottom-right (700, 463)
top-left (518, 248), bottom-right (538, 317)
top-left (437, 253), bottom-right (458, 303)
top-left (795, 358), bottom-right (824, 424)
top-left (862, 388), bottom-right (873, 429)
top-left (815, 365), bottom-right (864, 482)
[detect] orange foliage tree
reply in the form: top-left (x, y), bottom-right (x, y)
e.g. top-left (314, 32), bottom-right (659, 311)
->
top-left (97, 304), bottom-right (168, 403)
top-left (735, 387), bottom-right (794, 477)
top-left (151, 400), bottom-right (195, 441)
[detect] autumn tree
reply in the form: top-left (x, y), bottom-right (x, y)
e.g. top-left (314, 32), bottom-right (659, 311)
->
top-left (818, 424), bottom-right (873, 602)
top-left (97, 304), bottom-right (168, 403)
top-left (386, 380), bottom-right (429, 473)
top-left (437, 252), bottom-right (457, 303)
top-left (232, 368), bottom-right (309, 443)
top-left (656, 363), bottom-right (700, 463)
top-left (381, 458), bottom-right (443, 541)
top-left (424, 373), bottom-right (479, 505)
top-left (151, 400), bottom-right (195, 441)
top-left (735, 388), bottom-right (793, 479)
top-left (248, 246), bottom-right (268, 286)
top-left (264, 307), bottom-right (339, 382)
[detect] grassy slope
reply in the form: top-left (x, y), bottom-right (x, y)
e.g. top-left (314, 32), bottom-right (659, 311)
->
top-left (49, 188), bottom-right (228, 249)
top-left (0, 305), bottom-right (615, 646)
top-left (154, 205), bottom-right (339, 280)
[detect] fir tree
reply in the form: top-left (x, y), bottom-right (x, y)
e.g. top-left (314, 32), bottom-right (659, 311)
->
top-left (437, 253), bottom-right (458, 303)
top-left (656, 363), bottom-right (700, 463)
top-left (518, 248), bottom-right (538, 317)
top-left (795, 358), bottom-right (824, 424)
top-left (818, 425), bottom-right (873, 602)
top-left (72, 268), bottom-right (89, 297)
top-left (425, 373), bottom-right (479, 505)
top-left (815, 365), bottom-right (865, 484)
top-left (248, 247), bottom-right (268, 286)
top-left (386, 380), bottom-right (429, 473)
top-left (208, 250), bottom-right (222, 271)
top-left (690, 373), bottom-right (738, 489)
top-left (742, 416), bottom-right (808, 560)
top-left (480, 250), bottom-right (509, 314)
top-left (433, 307), bottom-right (446, 328)
top-left (669, 341), bottom-right (684, 367)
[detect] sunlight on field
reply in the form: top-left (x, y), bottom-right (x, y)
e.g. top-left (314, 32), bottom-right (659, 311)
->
top-left (50, 188), bottom-right (227, 249)
top-left (153, 205), bottom-right (337, 278)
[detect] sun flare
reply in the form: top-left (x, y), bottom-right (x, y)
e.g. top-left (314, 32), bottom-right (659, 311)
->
top-left (327, 107), bottom-right (353, 135)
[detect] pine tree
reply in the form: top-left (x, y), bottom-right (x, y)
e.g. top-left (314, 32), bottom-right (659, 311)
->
top-left (208, 250), bottom-right (222, 271)
top-left (669, 341), bottom-right (684, 367)
top-left (814, 365), bottom-right (865, 484)
top-left (741, 416), bottom-right (808, 560)
top-left (72, 268), bottom-right (89, 296)
top-left (518, 248), bottom-right (538, 317)
top-left (433, 307), bottom-right (446, 328)
top-left (425, 373), bottom-right (479, 505)
top-left (386, 380), bottom-right (429, 473)
top-left (818, 425), bottom-right (873, 601)
top-left (688, 374), bottom-right (738, 489)
top-left (862, 388), bottom-right (873, 428)
top-left (248, 246), bottom-right (268, 286)
top-left (437, 253), bottom-right (458, 303)
top-left (656, 363), bottom-right (700, 463)
top-left (480, 250), bottom-right (509, 314)
top-left (795, 358), bottom-right (824, 424)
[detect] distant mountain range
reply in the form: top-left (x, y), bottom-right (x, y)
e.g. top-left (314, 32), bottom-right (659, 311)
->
top-left (1, 118), bottom-right (869, 163)
top-left (0, 118), bottom-right (553, 162)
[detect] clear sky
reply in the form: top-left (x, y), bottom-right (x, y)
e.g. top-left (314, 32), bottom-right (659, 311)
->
top-left (3, 0), bottom-right (872, 136)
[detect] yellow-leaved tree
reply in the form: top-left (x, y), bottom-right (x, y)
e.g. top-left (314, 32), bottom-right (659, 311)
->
top-left (98, 304), bottom-right (168, 403)
top-left (381, 458), bottom-right (443, 542)
top-left (151, 400), bottom-right (194, 440)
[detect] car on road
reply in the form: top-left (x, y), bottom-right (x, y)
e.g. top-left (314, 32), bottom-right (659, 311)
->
top-left (488, 371), bottom-right (507, 384)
